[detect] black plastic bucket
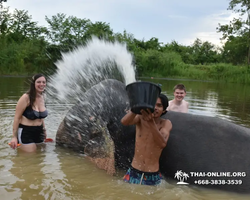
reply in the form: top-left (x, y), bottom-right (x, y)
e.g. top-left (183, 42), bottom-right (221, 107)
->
top-left (126, 81), bottom-right (161, 114)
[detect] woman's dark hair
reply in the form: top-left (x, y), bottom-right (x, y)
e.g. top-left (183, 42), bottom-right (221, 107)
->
top-left (26, 74), bottom-right (46, 108)
top-left (159, 93), bottom-right (168, 116)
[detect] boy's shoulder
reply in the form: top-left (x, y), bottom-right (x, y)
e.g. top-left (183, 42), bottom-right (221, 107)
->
top-left (168, 100), bottom-right (174, 104)
top-left (182, 100), bottom-right (189, 105)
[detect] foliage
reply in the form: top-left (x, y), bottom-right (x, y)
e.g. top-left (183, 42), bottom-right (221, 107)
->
top-left (162, 40), bottom-right (195, 64)
top-left (162, 39), bottom-right (221, 65)
top-left (134, 49), bottom-right (183, 77)
top-left (191, 39), bottom-right (221, 64)
top-left (45, 13), bottom-right (91, 50)
top-left (217, 0), bottom-right (250, 64)
top-left (44, 13), bottom-right (114, 61)
top-left (221, 34), bottom-right (248, 64)
top-left (0, 5), bottom-right (250, 84)
top-left (0, 7), bottom-right (53, 74)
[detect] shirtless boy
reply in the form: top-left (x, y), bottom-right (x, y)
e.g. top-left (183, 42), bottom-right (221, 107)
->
top-left (167, 84), bottom-right (189, 113)
top-left (121, 94), bottom-right (172, 185)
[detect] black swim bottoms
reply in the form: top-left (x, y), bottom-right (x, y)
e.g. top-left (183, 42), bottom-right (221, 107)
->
top-left (123, 166), bottom-right (162, 185)
top-left (17, 124), bottom-right (45, 144)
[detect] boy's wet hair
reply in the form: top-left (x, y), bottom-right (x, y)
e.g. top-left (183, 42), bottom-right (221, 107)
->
top-left (173, 84), bottom-right (186, 92)
top-left (159, 93), bottom-right (168, 116)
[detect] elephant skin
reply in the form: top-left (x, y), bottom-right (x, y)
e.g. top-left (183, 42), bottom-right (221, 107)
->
top-left (160, 111), bottom-right (250, 194)
top-left (56, 79), bottom-right (135, 174)
top-left (56, 79), bottom-right (250, 194)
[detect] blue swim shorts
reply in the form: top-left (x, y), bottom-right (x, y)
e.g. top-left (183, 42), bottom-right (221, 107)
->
top-left (123, 166), bottom-right (162, 185)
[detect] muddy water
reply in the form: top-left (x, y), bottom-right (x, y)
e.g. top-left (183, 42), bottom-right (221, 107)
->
top-left (1, 76), bottom-right (250, 200)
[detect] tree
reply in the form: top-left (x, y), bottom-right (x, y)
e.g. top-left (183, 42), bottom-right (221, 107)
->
top-left (0, 5), bottom-right (10, 35)
top-left (162, 40), bottom-right (195, 64)
top-left (191, 38), bottom-right (219, 64)
top-left (45, 13), bottom-right (92, 51)
top-left (0, 8), bottom-right (53, 74)
top-left (45, 14), bottom-right (114, 50)
top-left (10, 9), bottom-right (45, 40)
top-left (0, 8), bottom-right (46, 41)
top-left (217, 0), bottom-right (250, 64)
top-left (84, 21), bottom-right (113, 40)
top-left (222, 35), bottom-right (248, 64)
top-left (132, 37), bottom-right (162, 51)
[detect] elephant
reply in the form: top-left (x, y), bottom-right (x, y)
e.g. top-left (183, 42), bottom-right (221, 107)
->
top-left (56, 79), bottom-right (250, 194)
top-left (56, 79), bottom-right (135, 175)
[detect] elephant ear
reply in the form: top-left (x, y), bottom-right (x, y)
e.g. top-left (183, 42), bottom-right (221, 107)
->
top-left (84, 117), bottom-right (115, 175)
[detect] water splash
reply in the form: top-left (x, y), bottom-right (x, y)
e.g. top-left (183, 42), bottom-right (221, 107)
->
top-left (48, 37), bottom-right (136, 103)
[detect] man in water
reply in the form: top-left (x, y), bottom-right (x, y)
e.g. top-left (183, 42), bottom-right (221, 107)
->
top-left (167, 84), bottom-right (189, 113)
top-left (121, 94), bottom-right (172, 185)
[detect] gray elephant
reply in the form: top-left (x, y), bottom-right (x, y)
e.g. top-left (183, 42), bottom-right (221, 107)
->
top-left (56, 79), bottom-right (134, 174)
top-left (56, 79), bottom-right (250, 194)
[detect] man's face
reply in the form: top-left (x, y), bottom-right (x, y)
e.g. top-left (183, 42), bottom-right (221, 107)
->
top-left (174, 89), bottom-right (186, 102)
top-left (154, 98), bottom-right (165, 117)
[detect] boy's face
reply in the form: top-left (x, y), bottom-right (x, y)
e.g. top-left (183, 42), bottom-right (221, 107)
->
top-left (174, 89), bottom-right (186, 102)
top-left (154, 98), bottom-right (165, 117)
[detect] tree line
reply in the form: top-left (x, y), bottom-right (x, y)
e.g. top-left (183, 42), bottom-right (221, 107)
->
top-left (1, 0), bottom-right (250, 83)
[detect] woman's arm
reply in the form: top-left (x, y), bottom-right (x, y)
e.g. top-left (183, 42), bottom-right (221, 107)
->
top-left (11, 94), bottom-right (29, 149)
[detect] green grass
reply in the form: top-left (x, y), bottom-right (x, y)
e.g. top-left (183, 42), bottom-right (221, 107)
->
top-left (140, 63), bottom-right (250, 84)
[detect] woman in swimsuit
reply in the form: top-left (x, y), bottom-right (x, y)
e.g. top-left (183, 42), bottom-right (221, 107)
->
top-left (10, 74), bottom-right (48, 152)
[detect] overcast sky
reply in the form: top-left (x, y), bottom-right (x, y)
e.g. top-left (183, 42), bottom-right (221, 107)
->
top-left (4, 0), bottom-right (235, 46)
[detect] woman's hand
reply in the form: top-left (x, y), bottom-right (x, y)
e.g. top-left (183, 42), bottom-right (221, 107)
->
top-left (10, 137), bottom-right (18, 149)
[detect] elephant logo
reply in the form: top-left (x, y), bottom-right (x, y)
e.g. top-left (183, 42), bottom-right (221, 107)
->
top-left (174, 170), bottom-right (189, 184)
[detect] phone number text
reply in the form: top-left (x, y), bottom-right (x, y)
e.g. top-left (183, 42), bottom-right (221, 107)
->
top-left (194, 179), bottom-right (243, 185)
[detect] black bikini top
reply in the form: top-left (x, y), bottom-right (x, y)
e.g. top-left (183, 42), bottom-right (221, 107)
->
top-left (23, 106), bottom-right (48, 120)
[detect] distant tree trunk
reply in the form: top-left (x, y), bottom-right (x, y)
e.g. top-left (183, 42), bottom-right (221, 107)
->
top-left (248, 43), bottom-right (250, 65)
top-left (248, 10), bottom-right (250, 66)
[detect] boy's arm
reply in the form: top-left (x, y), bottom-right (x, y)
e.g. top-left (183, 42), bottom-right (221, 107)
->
top-left (141, 109), bottom-right (172, 148)
top-left (147, 119), bottom-right (172, 148)
top-left (157, 120), bottom-right (172, 147)
top-left (121, 110), bottom-right (140, 126)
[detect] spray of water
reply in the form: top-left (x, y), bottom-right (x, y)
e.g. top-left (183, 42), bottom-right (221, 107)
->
top-left (47, 37), bottom-right (136, 103)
